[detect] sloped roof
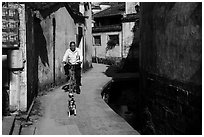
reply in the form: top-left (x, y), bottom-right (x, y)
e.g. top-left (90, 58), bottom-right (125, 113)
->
top-left (93, 2), bottom-right (125, 18)
top-left (26, 2), bottom-right (85, 23)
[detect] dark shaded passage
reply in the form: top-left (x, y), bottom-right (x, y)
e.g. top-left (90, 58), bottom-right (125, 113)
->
top-left (2, 50), bottom-right (10, 116)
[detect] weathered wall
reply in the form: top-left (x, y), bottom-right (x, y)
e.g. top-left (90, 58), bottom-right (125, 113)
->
top-left (126, 2), bottom-right (139, 14)
top-left (37, 15), bottom-right (54, 90)
top-left (83, 2), bottom-right (93, 70)
top-left (140, 2), bottom-right (202, 134)
top-left (141, 2), bottom-right (202, 85)
top-left (54, 7), bottom-right (76, 84)
top-left (121, 20), bottom-right (140, 72)
top-left (122, 22), bottom-right (135, 58)
top-left (144, 75), bottom-right (202, 134)
top-left (121, 2), bottom-right (140, 72)
top-left (38, 7), bottom-right (76, 90)
top-left (93, 33), bottom-right (107, 58)
top-left (9, 4), bottom-right (27, 111)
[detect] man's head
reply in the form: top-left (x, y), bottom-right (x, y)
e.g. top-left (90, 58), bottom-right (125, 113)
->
top-left (70, 41), bottom-right (76, 51)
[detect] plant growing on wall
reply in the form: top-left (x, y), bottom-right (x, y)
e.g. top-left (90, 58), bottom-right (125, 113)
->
top-left (106, 39), bottom-right (117, 51)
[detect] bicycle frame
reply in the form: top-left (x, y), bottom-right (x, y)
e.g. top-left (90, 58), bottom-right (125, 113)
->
top-left (67, 65), bottom-right (77, 117)
top-left (68, 65), bottom-right (77, 93)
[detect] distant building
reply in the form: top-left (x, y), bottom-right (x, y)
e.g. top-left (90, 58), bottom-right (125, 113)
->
top-left (92, 2), bottom-right (139, 64)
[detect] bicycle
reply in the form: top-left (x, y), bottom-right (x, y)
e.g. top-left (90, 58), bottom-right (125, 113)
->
top-left (62, 63), bottom-right (77, 117)
top-left (68, 65), bottom-right (77, 94)
top-left (67, 65), bottom-right (77, 117)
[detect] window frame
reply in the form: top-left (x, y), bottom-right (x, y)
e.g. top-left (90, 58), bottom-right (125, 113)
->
top-left (108, 34), bottom-right (119, 46)
top-left (93, 35), bottom-right (101, 46)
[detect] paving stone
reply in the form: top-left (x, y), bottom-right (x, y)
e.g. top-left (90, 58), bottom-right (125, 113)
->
top-left (2, 116), bottom-right (15, 135)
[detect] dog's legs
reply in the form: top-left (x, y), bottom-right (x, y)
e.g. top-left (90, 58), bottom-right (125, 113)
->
top-left (68, 111), bottom-right (70, 117)
top-left (68, 100), bottom-right (70, 117)
top-left (74, 109), bottom-right (76, 116)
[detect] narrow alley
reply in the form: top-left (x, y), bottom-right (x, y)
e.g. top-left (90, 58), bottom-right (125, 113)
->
top-left (2, 2), bottom-right (202, 135)
top-left (20, 63), bottom-right (139, 135)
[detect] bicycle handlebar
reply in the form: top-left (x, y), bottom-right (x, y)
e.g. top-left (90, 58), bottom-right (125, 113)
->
top-left (62, 61), bottom-right (81, 66)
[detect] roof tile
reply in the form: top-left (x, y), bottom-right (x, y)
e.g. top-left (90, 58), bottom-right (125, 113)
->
top-left (93, 2), bottom-right (125, 18)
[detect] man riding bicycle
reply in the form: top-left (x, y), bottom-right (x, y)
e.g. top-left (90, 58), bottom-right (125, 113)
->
top-left (62, 41), bottom-right (82, 94)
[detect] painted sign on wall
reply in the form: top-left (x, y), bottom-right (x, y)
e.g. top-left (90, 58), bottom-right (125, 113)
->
top-left (2, 3), bottom-right (19, 48)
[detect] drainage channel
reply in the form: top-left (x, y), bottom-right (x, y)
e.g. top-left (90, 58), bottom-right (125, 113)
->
top-left (101, 78), bottom-right (144, 134)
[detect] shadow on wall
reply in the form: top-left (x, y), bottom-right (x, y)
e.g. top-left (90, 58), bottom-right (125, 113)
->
top-left (34, 16), bottom-right (49, 67)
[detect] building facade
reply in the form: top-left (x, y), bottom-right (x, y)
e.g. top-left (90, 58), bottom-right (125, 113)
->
top-left (92, 2), bottom-right (139, 64)
top-left (2, 2), bottom-right (93, 113)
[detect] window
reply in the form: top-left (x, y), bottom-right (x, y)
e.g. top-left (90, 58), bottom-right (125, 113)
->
top-left (108, 35), bottom-right (119, 46)
top-left (106, 34), bottom-right (119, 50)
top-left (94, 36), bottom-right (101, 46)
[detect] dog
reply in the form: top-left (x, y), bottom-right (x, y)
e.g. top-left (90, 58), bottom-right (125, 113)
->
top-left (68, 92), bottom-right (74, 98)
top-left (62, 84), bottom-right (69, 92)
top-left (62, 84), bottom-right (76, 93)
top-left (67, 93), bottom-right (76, 117)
